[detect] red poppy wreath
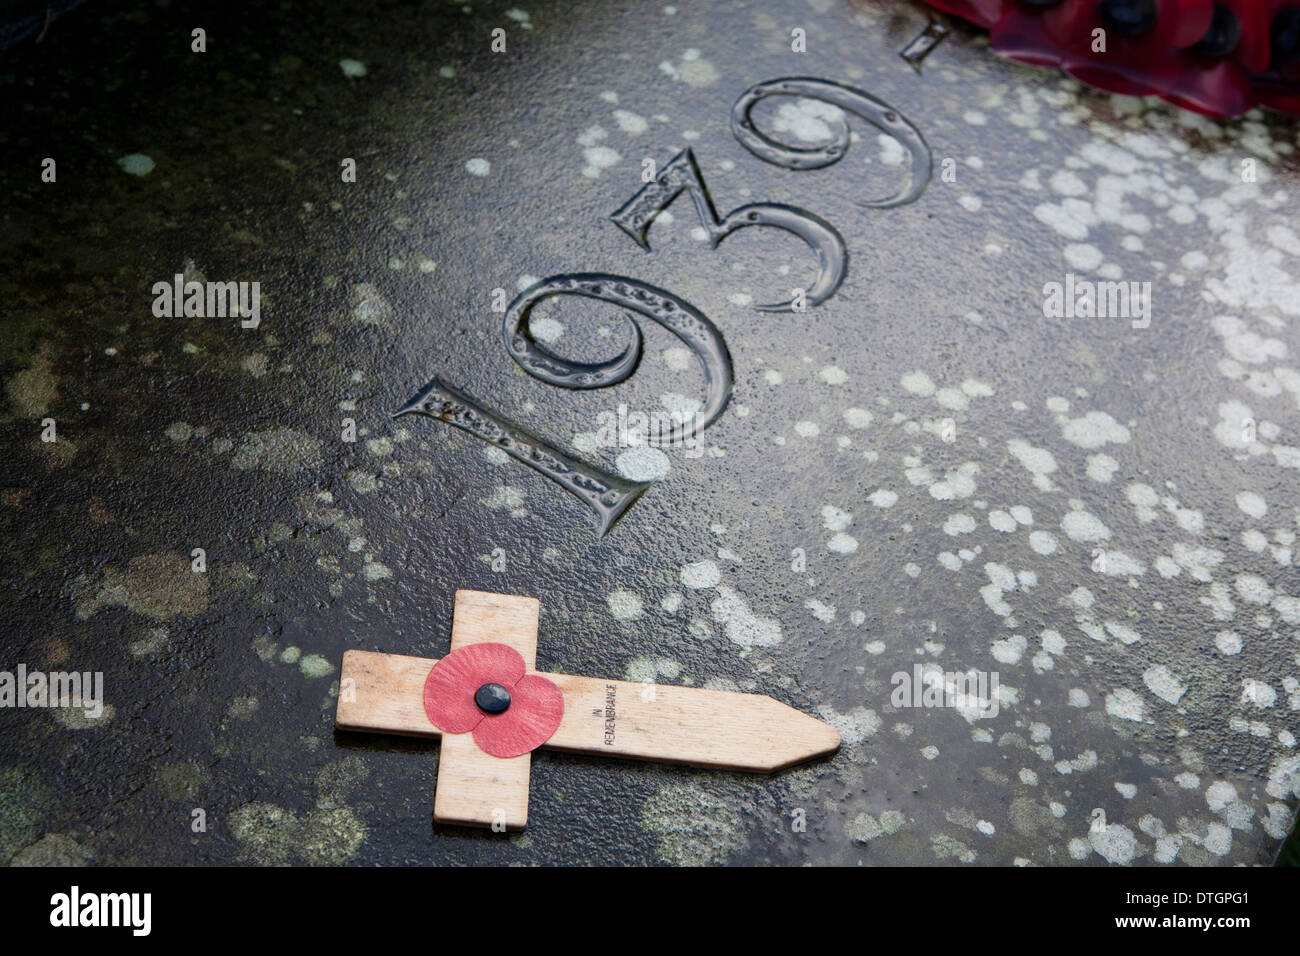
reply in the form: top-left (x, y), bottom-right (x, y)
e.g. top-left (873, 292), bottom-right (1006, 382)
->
top-left (918, 0), bottom-right (1300, 118)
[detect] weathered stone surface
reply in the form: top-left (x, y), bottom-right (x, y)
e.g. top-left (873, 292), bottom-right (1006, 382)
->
top-left (0, 0), bottom-right (1297, 865)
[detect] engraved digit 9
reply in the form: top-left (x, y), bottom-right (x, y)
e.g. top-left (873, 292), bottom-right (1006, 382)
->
top-left (502, 273), bottom-right (733, 444)
top-left (730, 77), bottom-right (932, 208)
top-left (609, 148), bottom-right (846, 312)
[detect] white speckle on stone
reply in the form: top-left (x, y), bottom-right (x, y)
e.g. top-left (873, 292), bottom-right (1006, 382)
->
top-left (1235, 490), bottom-right (1267, 519)
top-left (1105, 621), bottom-right (1141, 645)
top-left (1204, 822), bottom-right (1233, 856)
top-left (483, 485), bottom-right (526, 514)
top-left (821, 505), bottom-right (853, 531)
top-left (582, 145), bottom-right (621, 178)
top-left (711, 586), bottom-right (783, 648)
top-left (1064, 243), bottom-right (1104, 271)
top-left (660, 48), bottom-right (719, 87)
top-left (529, 317), bottom-right (563, 342)
top-left (616, 447), bottom-right (669, 481)
top-left (843, 408), bottom-right (872, 429)
top-left (805, 599), bottom-right (835, 623)
top-left (1062, 508), bottom-right (1111, 543)
top-left (607, 589), bottom-right (644, 621)
top-left (1143, 665), bottom-right (1187, 705)
top-left (1274, 595), bottom-right (1300, 624)
top-left (1206, 780), bottom-right (1238, 813)
top-left (1034, 199), bottom-right (1096, 241)
top-left (767, 97), bottom-right (845, 144)
top-left (1241, 679), bottom-right (1277, 708)
top-left (1028, 530), bottom-right (1058, 555)
top-left (828, 533), bottom-right (858, 554)
top-left (1215, 630), bottom-right (1243, 655)
top-left (1086, 454), bottom-right (1119, 483)
top-left (1061, 410), bottom-right (1131, 449)
top-left (991, 634), bottom-right (1028, 664)
top-left (1098, 550), bottom-right (1145, 577)
top-left (612, 109), bottom-right (647, 134)
top-left (662, 347), bottom-right (691, 371)
top-left (680, 560), bottom-right (721, 590)
top-left (117, 153), bottom-right (155, 176)
top-left (1007, 439), bottom-right (1058, 490)
top-left (166, 422), bottom-right (193, 443)
top-left (1049, 170), bottom-right (1087, 196)
top-left (1234, 573), bottom-right (1274, 605)
top-left (901, 371), bottom-right (935, 396)
top-left (1106, 688), bottom-right (1145, 722)
top-left (929, 463), bottom-right (979, 501)
top-left (989, 510), bottom-right (1017, 533)
top-left (817, 704), bottom-right (881, 745)
top-left (1090, 823), bottom-right (1137, 864)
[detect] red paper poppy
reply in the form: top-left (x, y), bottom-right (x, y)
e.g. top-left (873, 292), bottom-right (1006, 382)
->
top-left (918, 0), bottom-right (1300, 118)
top-left (423, 642), bottom-right (564, 758)
top-left (922, 0), bottom-right (1009, 28)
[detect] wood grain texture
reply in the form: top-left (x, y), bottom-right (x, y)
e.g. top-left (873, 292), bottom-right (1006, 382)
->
top-left (448, 589), bottom-right (539, 668)
top-left (432, 590), bottom-right (539, 829)
top-left (337, 652), bottom-right (840, 772)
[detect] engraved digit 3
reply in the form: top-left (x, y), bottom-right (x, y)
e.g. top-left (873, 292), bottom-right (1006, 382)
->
top-left (502, 273), bottom-right (733, 444)
top-left (730, 77), bottom-right (932, 208)
top-left (609, 148), bottom-right (846, 312)
top-left (394, 376), bottom-right (650, 537)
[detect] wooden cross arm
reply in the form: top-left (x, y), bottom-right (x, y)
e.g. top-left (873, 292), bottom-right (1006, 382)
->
top-left (335, 649), bottom-right (841, 772)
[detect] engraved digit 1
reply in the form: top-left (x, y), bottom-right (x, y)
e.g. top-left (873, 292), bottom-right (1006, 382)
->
top-left (609, 148), bottom-right (846, 312)
top-left (503, 273), bottom-right (733, 443)
top-left (899, 20), bottom-right (950, 72)
top-left (731, 77), bottom-right (932, 208)
top-left (394, 376), bottom-right (650, 537)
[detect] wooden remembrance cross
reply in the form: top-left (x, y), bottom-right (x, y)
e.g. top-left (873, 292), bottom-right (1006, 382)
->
top-left (335, 590), bottom-right (842, 829)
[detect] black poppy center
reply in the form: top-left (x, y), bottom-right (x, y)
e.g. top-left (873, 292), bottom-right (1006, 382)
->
top-left (1098, 0), bottom-right (1158, 38)
top-left (1191, 4), bottom-right (1242, 58)
top-left (475, 682), bottom-right (511, 714)
top-left (1273, 8), bottom-right (1300, 62)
